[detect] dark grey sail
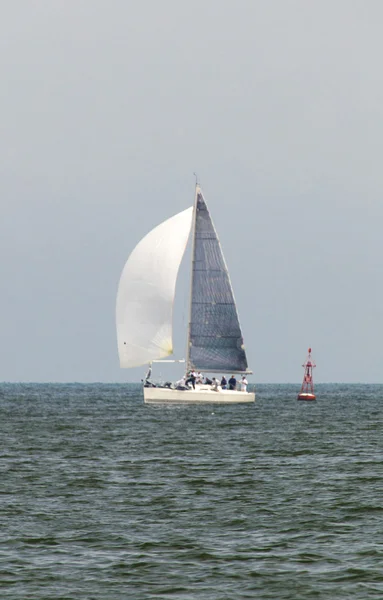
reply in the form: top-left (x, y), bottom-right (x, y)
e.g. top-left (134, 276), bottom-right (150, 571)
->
top-left (186, 187), bottom-right (250, 373)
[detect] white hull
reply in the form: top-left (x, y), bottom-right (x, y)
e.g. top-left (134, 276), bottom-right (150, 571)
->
top-left (144, 385), bottom-right (255, 404)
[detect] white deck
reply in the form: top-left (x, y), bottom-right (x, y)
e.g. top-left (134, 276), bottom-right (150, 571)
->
top-left (144, 385), bottom-right (255, 404)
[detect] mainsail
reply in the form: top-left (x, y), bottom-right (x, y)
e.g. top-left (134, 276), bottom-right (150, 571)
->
top-left (116, 206), bottom-right (193, 368)
top-left (186, 187), bottom-right (250, 373)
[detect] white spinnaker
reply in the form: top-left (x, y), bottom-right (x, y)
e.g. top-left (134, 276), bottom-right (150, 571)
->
top-left (116, 206), bottom-right (193, 368)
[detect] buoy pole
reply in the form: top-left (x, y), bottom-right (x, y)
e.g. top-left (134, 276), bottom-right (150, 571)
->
top-left (297, 347), bottom-right (316, 401)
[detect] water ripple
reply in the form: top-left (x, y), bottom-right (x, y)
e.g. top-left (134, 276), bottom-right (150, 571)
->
top-left (0, 383), bottom-right (382, 599)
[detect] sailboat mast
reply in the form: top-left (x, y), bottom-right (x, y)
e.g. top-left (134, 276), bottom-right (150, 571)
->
top-left (185, 182), bottom-right (199, 372)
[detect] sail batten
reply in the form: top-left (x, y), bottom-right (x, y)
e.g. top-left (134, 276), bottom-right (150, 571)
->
top-left (186, 188), bottom-right (250, 373)
top-left (116, 206), bottom-right (193, 368)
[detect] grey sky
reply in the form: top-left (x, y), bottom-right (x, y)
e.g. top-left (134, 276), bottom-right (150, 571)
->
top-left (1, 1), bottom-right (383, 382)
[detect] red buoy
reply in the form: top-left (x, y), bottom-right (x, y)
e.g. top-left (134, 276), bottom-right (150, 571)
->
top-left (297, 348), bottom-right (316, 401)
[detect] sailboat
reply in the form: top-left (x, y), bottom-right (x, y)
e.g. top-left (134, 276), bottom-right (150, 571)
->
top-left (116, 183), bottom-right (255, 404)
top-left (297, 348), bottom-right (316, 401)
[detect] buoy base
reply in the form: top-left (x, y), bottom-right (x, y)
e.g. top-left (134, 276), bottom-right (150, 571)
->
top-left (297, 393), bottom-right (316, 401)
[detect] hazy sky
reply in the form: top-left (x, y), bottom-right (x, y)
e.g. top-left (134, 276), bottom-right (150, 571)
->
top-left (1, 1), bottom-right (383, 383)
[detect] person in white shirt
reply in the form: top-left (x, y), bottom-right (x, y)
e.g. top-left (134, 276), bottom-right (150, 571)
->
top-left (196, 372), bottom-right (203, 384)
top-left (175, 376), bottom-right (186, 389)
top-left (240, 376), bottom-right (248, 392)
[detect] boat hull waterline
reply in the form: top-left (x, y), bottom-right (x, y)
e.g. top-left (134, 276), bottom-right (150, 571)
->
top-left (144, 386), bottom-right (255, 404)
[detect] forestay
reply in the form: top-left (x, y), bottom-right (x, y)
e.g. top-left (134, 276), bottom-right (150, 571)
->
top-left (187, 188), bottom-right (249, 373)
top-left (116, 206), bottom-right (193, 368)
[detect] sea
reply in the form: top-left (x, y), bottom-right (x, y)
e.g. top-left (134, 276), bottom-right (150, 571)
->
top-left (1, 383), bottom-right (382, 600)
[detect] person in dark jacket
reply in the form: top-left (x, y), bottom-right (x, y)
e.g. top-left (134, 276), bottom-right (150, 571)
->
top-left (220, 376), bottom-right (227, 389)
top-left (185, 370), bottom-right (197, 389)
top-left (228, 375), bottom-right (237, 390)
